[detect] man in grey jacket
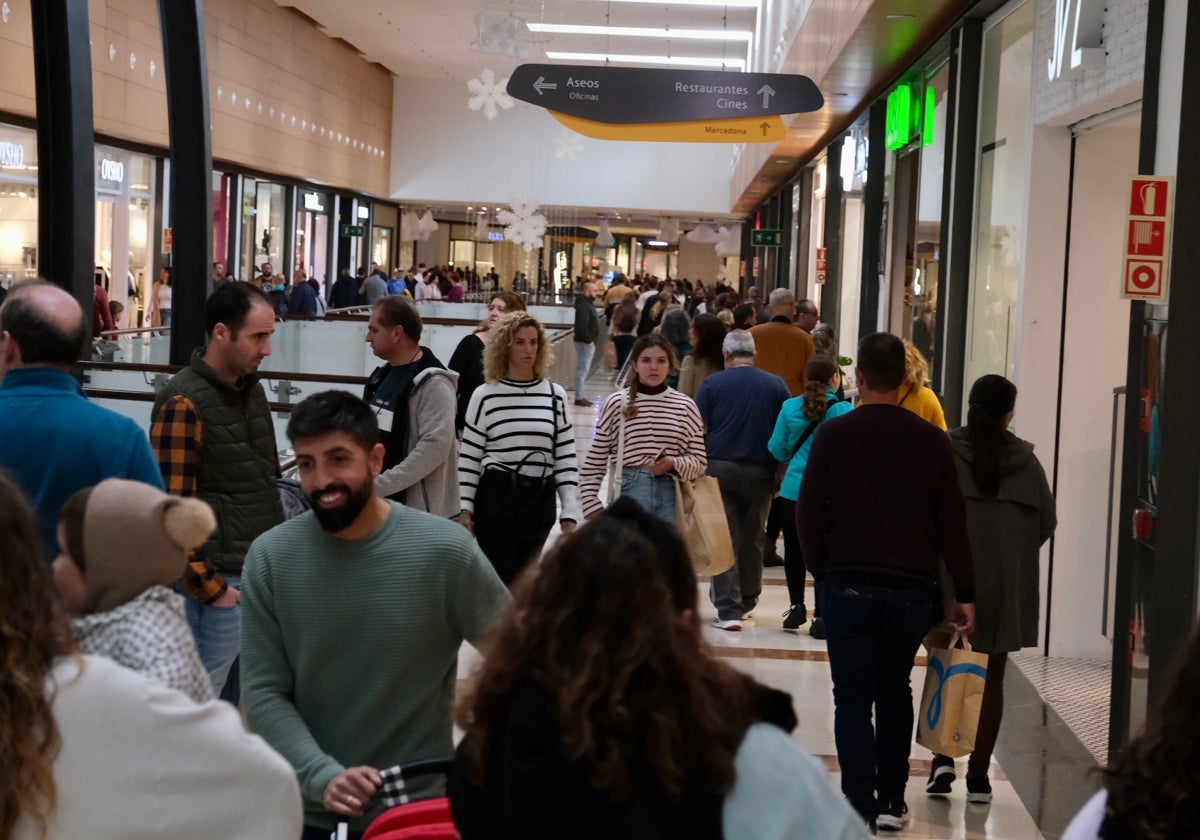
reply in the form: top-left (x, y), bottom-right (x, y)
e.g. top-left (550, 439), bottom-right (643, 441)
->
top-left (363, 296), bottom-right (459, 517)
top-left (573, 280), bottom-right (600, 406)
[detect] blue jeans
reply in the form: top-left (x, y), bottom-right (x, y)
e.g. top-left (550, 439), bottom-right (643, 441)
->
top-left (178, 573), bottom-right (242, 701)
top-left (707, 459), bottom-right (773, 621)
top-left (619, 469), bottom-right (676, 523)
top-left (822, 580), bottom-right (935, 821)
top-left (574, 341), bottom-right (595, 399)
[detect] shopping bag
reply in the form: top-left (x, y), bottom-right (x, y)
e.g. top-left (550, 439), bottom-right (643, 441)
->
top-left (915, 633), bottom-right (988, 758)
top-left (603, 339), bottom-right (617, 370)
top-left (674, 476), bottom-right (734, 576)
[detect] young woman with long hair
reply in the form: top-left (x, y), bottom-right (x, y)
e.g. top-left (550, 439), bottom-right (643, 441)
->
top-left (678, 312), bottom-right (726, 398)
top-left (458, 312), bottom-right (581, 585)
top-left (897, 338), bottom-right (947, 429)
top-left (925, 374), bottom-right (1055, 803)
top-left (448, 497), bottom-right (867, 839)
top-left (578, 333), bottom-right (706, 523)
top-left (1063, 621), bottom-right (1200, 838)
top-left (0, 475), bottom-right (302, 839)
top-left (448, 290), bottom-right (527, 435)
top-left (767, 355), bottom-right (853, 638)
top-left (607, 290), bottom-right (639, 371)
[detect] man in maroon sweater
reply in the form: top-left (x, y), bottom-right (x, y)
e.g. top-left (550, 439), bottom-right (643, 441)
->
top-left (797, 332), bottom-right (975, 832)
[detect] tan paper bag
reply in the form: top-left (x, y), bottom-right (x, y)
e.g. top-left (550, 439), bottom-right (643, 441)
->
top-left (674, 476), bottom-right (735, 576)
top-left (915, 633), bottom-right (988, 758)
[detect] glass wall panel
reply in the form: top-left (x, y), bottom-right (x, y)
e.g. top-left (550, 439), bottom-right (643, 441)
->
top-left (95, 146), bottom-right (156, 327)
top-left (0, 124), bottom-right (38, 287)
top-left (913, 61), bottom-right (950, 376)
top-left (241, 179), bottom-right (287, 280)
top-left (295, 189), bottom-right (331, 286)
top-left (965, 1), bottom-right (1034, 394)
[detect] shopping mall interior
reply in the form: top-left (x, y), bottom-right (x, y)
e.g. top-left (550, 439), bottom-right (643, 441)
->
top-left (4, 0), bottom-right (1200, 837)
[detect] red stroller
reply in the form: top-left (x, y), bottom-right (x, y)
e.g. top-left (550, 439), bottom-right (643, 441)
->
top-left (337, 759), bottom-right (458, 840)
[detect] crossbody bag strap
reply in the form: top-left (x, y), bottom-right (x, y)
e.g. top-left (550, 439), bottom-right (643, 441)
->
top-left (608, 393), bottom-right (627, 506)
top-left (787, 398), bottom-right (841, 462)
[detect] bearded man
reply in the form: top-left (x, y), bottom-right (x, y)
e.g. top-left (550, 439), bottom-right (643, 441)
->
top-left (239, 390), bottom-right (509, 840)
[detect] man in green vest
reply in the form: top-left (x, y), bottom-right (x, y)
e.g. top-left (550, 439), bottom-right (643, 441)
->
top-left (150, 281), bottom-right (284, 702)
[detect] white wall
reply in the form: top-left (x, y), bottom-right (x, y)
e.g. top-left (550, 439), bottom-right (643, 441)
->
top-left (390, 78), bottom-right (735, 215)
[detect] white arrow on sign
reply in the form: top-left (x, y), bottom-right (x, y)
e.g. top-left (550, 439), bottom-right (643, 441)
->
top-left (532, 76), bottom-right (558, 96)
top-left (757, 84), bottom-right (775, 108)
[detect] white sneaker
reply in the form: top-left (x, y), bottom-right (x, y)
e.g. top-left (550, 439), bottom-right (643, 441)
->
top-left (712, 618), bottom-right (743, 631)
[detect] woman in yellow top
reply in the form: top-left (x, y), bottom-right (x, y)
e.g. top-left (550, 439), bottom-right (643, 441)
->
top-left (898, 339), bottom-right (947, 430)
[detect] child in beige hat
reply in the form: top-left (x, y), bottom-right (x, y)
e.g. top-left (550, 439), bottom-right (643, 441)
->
top-left (53, 478), bottom-right (216, 702)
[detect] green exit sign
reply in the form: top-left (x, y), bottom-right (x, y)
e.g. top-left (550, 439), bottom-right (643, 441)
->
top-left (341, 224), bottom-right (366, 237)
top-left (752, 229), bottom-right (783, 247)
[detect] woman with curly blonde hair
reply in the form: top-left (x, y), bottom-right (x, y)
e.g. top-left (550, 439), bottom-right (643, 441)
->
top-left (898, 338), bottom-right (947, 430)
top-left (447, 497), bottom-right (868, 839)
top-left (458, 311), bottom-right (581, 585)
top-left (1, 473), bottom-right (303, 840)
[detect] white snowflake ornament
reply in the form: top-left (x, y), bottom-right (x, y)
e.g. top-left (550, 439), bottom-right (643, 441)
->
top-left (553, 129), bottom-right (584, 160)
top-left (498, 203), bottom-right (547, 254)
top-left (467, 68), bottom-right (514, 120)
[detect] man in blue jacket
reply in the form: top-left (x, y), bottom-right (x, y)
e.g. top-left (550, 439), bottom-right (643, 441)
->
top-left (0, 281), bottom-right (163, 557)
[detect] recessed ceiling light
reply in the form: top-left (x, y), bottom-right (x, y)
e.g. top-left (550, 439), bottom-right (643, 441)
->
top-left (597, 0), bottom-right (759, 6)
top-left (545, 51), bottom-right (747, 70)
top-left (528, 23), bottom-right (753, 42)
top-left (887, 14), bottom-right (916, 21)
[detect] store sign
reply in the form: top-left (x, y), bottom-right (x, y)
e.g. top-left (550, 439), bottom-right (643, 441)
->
top-left (1121, 175), bottom-right (1173, 301)
top-left (356, 206), bottom-right (370, 220)
top-left (99, 158), bottom-right (125, 184)
top-left (885, 84), bottom-right (936, 152)
top-left (1048, 0), bottom-right (1105, 80)
top-left (0, 141), bottom-right (24, 168)
top-left (487, 232), bottom-right (505, 242)
top-left (303, 192), bottom-right (326, 213)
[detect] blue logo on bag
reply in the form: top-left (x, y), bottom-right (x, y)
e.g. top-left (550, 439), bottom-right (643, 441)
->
top-left (925, 657), bottom-right (987, 730)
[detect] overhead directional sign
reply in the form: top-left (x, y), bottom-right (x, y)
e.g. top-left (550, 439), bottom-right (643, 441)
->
top-left (550, 110), bottom-right (785, 143)
top-left (508, 64), bottom-right (823, 125)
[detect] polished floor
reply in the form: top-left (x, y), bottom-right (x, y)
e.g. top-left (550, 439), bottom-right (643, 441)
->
top-left (458, 368), bottom-right (1104, 839)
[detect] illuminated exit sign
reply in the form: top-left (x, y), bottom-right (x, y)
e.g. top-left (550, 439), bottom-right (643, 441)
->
top-left (884, 84), bottom-right (936, 151)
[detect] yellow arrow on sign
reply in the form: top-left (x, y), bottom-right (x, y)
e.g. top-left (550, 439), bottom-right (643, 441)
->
top-left (550, 110), bottom-right (785, 143)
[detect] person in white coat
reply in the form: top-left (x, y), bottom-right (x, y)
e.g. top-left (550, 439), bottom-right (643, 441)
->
top-left (0, 474), bottom-right (302, 840)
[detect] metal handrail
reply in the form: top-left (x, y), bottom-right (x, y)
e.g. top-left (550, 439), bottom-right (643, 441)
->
top-left (78, 360), bottom-right (369, 386)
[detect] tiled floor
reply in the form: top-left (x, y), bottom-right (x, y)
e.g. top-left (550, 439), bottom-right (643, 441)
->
top-left (466, 368), bottom-right (1105, 838)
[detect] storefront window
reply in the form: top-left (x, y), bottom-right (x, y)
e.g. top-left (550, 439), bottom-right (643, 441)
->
top-left (372, 203), bottom-right (397, 272)
top-left (965, 1), bottom-right (1034, 395)
top-left (296, 189), bottom-right (331, 286)
top-left (912, 62), bottom-right (950, 376)
top-left (0, 124), bottom-right (38, 288)
top-left (241, 179), bottom-right (287, 281)
top-left (95, 146), bottom-right (155, 328)
top-left (213, 171), bottom-right (235, 278)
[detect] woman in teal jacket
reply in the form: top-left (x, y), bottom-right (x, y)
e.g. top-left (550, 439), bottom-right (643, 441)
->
top-left (767, 355), bottom-right (852, 637)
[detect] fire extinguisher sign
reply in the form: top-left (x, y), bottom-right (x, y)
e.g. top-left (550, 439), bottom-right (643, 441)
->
top-left (1122, 175), bottom-right (1173, 301)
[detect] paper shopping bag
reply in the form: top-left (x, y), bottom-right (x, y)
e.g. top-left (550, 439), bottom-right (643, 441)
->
top-left (915, 634), bottom-right (988, 758)
top-left (674, 476), bottom-right (734, 576)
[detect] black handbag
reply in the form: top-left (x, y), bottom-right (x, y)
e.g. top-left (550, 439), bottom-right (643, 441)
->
top-left (476, 450), bottom-right (557, 532)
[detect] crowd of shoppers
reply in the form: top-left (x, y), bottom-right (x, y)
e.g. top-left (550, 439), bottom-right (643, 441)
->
top-left (16, 266), bottom-right (1173, 840)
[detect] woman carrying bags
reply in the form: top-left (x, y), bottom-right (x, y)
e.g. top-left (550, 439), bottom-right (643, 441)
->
top-left (579, 333), bottom-right (707, 523)
top-left (925, 374), bottom-right (1055, 803)
top-left (767, 355), bottom-right (853, 638)
top-left (458, 312), bottom-right (582, 586)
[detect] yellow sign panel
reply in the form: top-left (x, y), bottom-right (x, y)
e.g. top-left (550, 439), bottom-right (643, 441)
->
top-left (550, 111), bottom-right (785, 143)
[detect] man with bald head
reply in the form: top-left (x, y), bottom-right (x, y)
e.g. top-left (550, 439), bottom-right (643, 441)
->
top-left (0, 281), bottom-right (163, 556)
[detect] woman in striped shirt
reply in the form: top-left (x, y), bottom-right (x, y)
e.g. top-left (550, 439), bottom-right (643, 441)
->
top-left (458, 312), bottom-right (582, 585)
top-left (580, 333), bottom-right (707, 523)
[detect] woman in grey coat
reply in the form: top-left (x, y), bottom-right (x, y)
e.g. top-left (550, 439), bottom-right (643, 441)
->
top-left (927, 374), bottom-right (1056, 804)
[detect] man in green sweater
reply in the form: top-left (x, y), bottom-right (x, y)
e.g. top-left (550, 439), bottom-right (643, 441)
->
top-left (241, 391), bottom-right (510, 838)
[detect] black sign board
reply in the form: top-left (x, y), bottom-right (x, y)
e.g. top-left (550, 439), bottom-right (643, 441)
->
top-left (507, 64), bottom-right (823, 125)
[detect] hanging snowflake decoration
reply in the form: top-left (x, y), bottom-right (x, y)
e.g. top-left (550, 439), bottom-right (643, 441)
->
top-left (553, 129), bottom-right (584, 160)
top-left (467, 68), bottom-right (514, 120)
top-left (498, 202), bottom-right (547, 253)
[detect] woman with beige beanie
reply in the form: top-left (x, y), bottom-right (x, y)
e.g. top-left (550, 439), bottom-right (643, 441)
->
top-left (53, 478), bottom-right (216, 702)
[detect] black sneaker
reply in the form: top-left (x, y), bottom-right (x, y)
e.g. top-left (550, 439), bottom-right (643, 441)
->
top-left (809, 617), bottom-right (826, 639)
top-left (966, 774), bottom-right (993, 804)
top-left (782, 604), bottom-right (807, 630)
top-left (926, 756), bottom-right (955, 796)
top-left (876, 800), bottom-right (909, 831)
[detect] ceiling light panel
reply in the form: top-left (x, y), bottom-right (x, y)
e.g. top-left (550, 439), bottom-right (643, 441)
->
top-left (545, 51), bottom-right (747, 70)
top-left (527, 23), bottom-right (753, 42)
top-left (598, 0), bottom-right (760, 7)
